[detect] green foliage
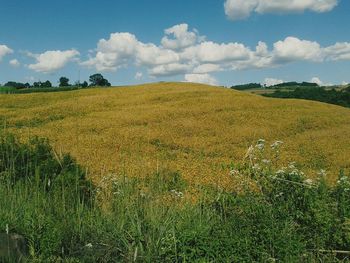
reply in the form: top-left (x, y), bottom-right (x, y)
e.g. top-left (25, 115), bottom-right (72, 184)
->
top-left (3, 81), bottom-right (30, 89)
top-left (0, 135), bottom-right (350, 262)
top-left (231, 83), bottom-right (262, 90)
top-left (271, 81), bottom-right (319, 88)
top-left (89, 73), bottom-right (111, 87)
top-left (59, 77), bottom-right (70, 87)
top-left (265, 87), bottom-right (350, 108)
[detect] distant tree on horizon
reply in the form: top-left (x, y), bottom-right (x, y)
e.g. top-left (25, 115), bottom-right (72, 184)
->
top-left (41, 80), bottom-right (52, 88)
top-left (59, 77), bottom-right (70, 87)
top-left (89, 73), bottom-right (111, 87)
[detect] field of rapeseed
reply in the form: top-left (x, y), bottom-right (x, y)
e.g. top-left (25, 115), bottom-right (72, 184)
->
top-left (0, 82), bottom-right (349, 190)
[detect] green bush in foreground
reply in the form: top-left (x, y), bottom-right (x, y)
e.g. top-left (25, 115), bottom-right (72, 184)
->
top-left (0, 134), bottom-right (349, 262)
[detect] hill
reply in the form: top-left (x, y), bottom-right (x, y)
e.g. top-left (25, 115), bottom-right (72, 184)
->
top-left (0, 82), bottom-right (349, 188)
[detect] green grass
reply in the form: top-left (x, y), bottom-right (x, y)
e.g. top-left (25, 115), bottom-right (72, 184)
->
top-left (0, 133), bottom-right (350, 262)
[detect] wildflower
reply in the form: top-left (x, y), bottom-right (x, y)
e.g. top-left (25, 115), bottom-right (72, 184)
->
top-left (244, 145), bottom-right (255, 160)
top-left (262, 159), bottom-right (271, 164)
top-left (337, 176), bottom-right (349, 184)
top-left (85, 243), bottom-right (93, 248)
top-left (288, 162), bottom-right (296, 169)
top-left (252, 164), bottom-right (260, 171)
top-left (257, 139), bottom-right (265, 145)
top-left (276, 169), bottom-right (285, 175)
top-left (255, 139), bottom-right (265, 150)
top-left (271, 140), bottom-right (283, 149)
top-left (290, 169), bottom-right (300, 176)
top-left (318, 169), bottom-right (327, 177)
top-left (275, 192), bottom-right (283, 198)
top-left (170, 189), bottom-right (184, 198)
top-left (304, 179), bottom-right (313, 185)
top-left (229, 169), bottom-right (240, 176)
top-left (5, 224), bottom-right (9, 235)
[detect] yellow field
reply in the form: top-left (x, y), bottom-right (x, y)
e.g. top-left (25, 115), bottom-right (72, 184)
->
top-left (1, 82), bottom-right (350, 189)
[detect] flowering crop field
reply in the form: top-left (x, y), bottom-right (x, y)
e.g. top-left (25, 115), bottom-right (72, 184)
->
top-left (0, 82), bottom-right (349, 189)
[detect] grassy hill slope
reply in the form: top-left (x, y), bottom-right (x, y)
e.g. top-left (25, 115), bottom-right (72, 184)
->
top-left (0, 82), bottom-right (349, 189)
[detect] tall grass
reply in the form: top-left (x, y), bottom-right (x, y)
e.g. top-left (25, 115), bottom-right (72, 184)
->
top-left (0, 133), bottom-right (350, 262)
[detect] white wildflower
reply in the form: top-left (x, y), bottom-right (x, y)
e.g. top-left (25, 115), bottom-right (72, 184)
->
top-left (276, 169), bottom-right (285, 175)
top-left (262, 159), bottom-right (271, 164)
top-left (244, 145), bottom-right (255, 160)
top-left (318, 169), bottom-right (327, 177)
top-left (304, 179), bottom-right (313, 185)
top-left (85, 243), bottom-right (93, 248)
top-left (275, 192), bottom-right (284, 198)
top-left (255, 139), bottom-right (265, 150)
top-left (170, 189), bottom-right (184, 198)
top-left (271, 140), bottom-right (283, 149)
top-left (288, 162), bottom-right (296, 169)
top-left (252, 164), bottom-right (261, 171)
top-left (229, 169), bottom-right (240, 176)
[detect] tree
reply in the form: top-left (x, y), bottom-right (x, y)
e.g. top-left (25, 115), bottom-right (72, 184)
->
top-left (33, 82), bottom-right (41, 88)
top-left (59, 77), bottom-right (70, 87)
top-left (41, 80), bottom-right (52, 88)
top-left (81, 81), bottom-right (88, 88)
top-left (4, 81), bottom-right (27, 89)
top-left (89, 73), bottom-right (111, 87)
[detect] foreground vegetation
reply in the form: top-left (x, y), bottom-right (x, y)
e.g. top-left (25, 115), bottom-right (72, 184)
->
top-left (1, 133), bottom-right (350, 262)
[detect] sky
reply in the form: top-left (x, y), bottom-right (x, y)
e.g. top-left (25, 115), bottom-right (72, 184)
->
top-left (0, 0), bottom-right (349, 87)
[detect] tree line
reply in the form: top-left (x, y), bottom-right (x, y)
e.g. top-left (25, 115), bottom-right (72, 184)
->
top-left (264, 86), bottom-right (350, 108)
top-left (1, 74), bottom-right (111, 89)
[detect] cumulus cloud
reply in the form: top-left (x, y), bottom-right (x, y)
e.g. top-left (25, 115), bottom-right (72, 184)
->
top-left (310, 77), bottom-right (323, 86)
top-left (82, 23), bottom-right (350, 80)
top-left (149, 63), bottom-right (192, 77)
top-left (273, 37), bottom-right (323, 63)
top-left (28, 49), bottom-right (80, 73)
top-left (263, 78), bottom-right (284, 87)
top-left (224, 0), bottom-right (338, 20)
top-left (0, 45), bottom-right (13, 61)
top-left (161, 24), bottom-right (203, 50)
top-left (324, 42), bottom-right (350, 61)
top-left (184, 73), bottom-right (218, 86)
top-left (193, 64), bottom-right (222, 74)
top-left (135, 72), bottom-right (143, 80)
top-left (9, 59), bottom-right (20, 67)
top-left (310, 77), bottom-right (333, 86)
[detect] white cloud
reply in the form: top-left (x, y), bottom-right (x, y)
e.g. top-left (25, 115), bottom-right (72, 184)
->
top-left (310, 77), bottom-right (323, 86)
top-left (273, 37), bottom-right (323, 63)
top-left (183, 41), bottom-right (251, 63)
top-left (0, 45), bottom-right (13, 61)
top-left (161, 24), bottom-right (202, 50)
top-left (83, 24), bottom-right (350, 81)
top-left (184, 73), bottom-right (218, 86)
top-left (193, 64), bottom-right (222, 74)
top-left (224, 0), bottom-right (338, 20)
top-left (28, 49), bottom-right (80, 73)
top-left (149, 63), bottom-right (192, 77)
top-left (324, 42), bottom-right (350, 61)
top-left (342, 81), bottom-right (349, 86)
top-left (9, 59), bottom-right (20, 67)
top-left (263, 78), bottom-right (284, 87)
top-left (310, 77), bottom-right (333, 86)
top-left (135, 72), bottom-right (143, 80)
top-left (82, 32), bottom-right (139, 71)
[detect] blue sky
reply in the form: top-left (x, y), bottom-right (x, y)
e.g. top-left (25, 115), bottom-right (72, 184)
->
top-left (0, 0), bottom-right (349, 86)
